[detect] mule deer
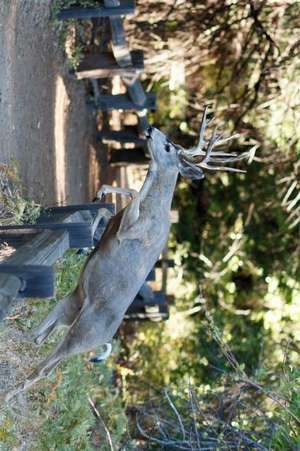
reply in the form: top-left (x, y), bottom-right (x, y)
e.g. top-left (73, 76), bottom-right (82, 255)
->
top-left (6, 108), bottom-right (248, 400)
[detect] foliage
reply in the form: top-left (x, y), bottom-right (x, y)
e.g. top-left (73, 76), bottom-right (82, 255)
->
top-left (114, 1), bottom-right (300, 449)
top-left (32, 354), bottom-right (128, 451)
top-left (52, 0), bottom-right (101, 68)
top-left (0, 162), bottom-right (41, 225)
top-left (136, 366), bottom-right (300, 450)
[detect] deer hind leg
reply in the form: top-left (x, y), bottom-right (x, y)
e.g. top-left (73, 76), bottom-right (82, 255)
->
top-left (6, 303), bottom-right (115, 402)
top-left (17, 303), bottom-right (113, 396)
top-left (33, 289), bottom-right (83, 345)
top-left (5, 350), bottom-right (62, 403)
top-left (7, 327), bottom-right (80, 401)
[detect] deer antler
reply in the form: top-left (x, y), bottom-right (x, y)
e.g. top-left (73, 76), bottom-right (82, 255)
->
top-left (187, 105), bottom-right (210, 157)
top-left (182, 108), bottom-right (249, 172)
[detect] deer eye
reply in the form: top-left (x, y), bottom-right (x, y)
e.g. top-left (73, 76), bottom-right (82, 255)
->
top-left (165, 143), bottom-right (171, 152)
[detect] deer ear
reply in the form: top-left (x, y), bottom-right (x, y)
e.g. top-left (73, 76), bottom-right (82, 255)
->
top-left (177, 153), bottom-right (205, 180)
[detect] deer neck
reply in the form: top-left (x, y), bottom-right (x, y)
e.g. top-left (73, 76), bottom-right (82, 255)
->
top-left (140, 161), bottom-right (178, 209)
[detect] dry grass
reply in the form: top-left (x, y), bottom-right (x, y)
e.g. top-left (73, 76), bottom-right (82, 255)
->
top-left (136, 385), bottom-right (273, 450)
top-left (0, 163), bottom-right (40, 226)
top-left (0, 163), bottom-right (45, 449)
top-left (0, 315), bottom-right (43, 449)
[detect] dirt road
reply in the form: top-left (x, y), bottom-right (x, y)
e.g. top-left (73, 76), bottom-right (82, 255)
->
top-left (0, 0), bottom-right (100, 206)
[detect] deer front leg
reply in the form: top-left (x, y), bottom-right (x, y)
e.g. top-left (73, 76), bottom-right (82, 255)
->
top-left (96, 184), bottom-right (138, 201)
top-left (92, 207), bottom-right (114, 237)
top-left (89, 343), bottom-right (112, 363)
top-left (97, 184), bottom-right (141, 242)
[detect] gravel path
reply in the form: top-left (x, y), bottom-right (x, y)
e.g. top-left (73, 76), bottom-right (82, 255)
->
top-left (0, 0), bottom-right (99, 206)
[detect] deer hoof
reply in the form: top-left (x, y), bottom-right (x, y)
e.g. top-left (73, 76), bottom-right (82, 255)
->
top-left (89, 343), bottom-right (112, 364)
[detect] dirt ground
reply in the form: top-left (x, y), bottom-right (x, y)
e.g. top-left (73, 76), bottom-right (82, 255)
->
top-left (0, 0), bottom-right (102, 207)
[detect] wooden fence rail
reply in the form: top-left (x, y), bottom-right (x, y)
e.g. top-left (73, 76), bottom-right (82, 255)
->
top-left (0, 203), bottom-right (114, 321)
top-left (60, 0), bottom-right (153, 138)
top-left (57, 0), bottom-right (135, 20)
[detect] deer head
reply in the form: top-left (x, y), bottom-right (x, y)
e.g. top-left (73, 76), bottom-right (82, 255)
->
top-left (146, 106), bottom-right (248, 179)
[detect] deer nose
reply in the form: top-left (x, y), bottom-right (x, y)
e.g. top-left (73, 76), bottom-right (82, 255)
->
top-left (145, 126), bottom-right (153, 139)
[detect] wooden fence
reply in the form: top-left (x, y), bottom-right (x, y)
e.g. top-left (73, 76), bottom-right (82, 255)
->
top-left (59, 0), bottom-right (154, 165)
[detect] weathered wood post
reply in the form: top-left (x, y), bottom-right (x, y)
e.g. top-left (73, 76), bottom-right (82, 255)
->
top-left (104, 0), bottom-right (150, 132)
